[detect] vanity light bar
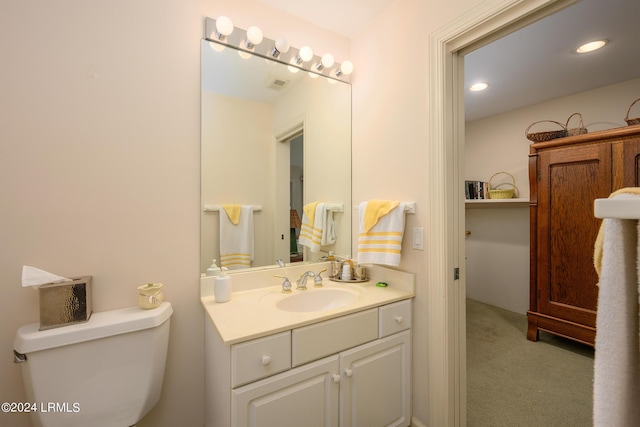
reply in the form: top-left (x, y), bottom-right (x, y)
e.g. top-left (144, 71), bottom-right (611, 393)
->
top-left (204, 17), bottom-right (352, 83)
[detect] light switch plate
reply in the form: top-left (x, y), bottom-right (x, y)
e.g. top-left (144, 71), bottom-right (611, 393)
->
top-left (412, 227), bottom-right (424, 250)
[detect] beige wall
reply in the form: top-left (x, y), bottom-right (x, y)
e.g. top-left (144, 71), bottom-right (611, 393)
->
top-left (465, 78), bottom-right (640, 314)
top-left (0, 1), bottom-right (350, 426)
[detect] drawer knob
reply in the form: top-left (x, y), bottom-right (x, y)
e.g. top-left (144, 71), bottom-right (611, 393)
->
top-left (344, 368), bottom-right (353, 378)
top-left (261, 355), bottom-right (271, 366)
top-left (395, 316), bottom-right (403, 323)
top-left (332, 374), bottom-right (341, 383)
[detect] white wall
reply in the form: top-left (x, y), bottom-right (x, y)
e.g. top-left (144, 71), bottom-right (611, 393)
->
top-left (350, 0), bottom-right (482, 424)
top-left (0, 1), bottom-right (350, 426)
top-left (465, 77), bottom-right (640, 314)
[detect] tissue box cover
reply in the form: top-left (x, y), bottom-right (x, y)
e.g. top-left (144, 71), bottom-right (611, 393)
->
top-left (38, 276), bottom-right (92, 330)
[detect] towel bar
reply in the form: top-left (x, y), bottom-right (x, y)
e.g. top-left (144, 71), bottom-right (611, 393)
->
top-left (203, 205), bottom-right (263, 212)
top-left (354, 202), bottom-right (416, 214)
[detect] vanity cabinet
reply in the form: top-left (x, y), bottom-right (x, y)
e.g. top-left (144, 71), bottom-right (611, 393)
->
top-left (205, 299), bottom-right (412, 427)
top-left (527, 125), bottom-right (640, 345)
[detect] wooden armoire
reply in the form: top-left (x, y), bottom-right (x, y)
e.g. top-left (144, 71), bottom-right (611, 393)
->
top-left (527, 125), bottom-right (640, 346)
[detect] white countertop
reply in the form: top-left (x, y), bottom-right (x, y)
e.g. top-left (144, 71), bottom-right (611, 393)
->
top-left (594, 195), bottom-right (640, 219)
top-left (201, 263), bottom-right (415, 344)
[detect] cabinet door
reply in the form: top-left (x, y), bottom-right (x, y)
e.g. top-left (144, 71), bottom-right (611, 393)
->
top-left (232, 355), bottom-right (339, 427)
top-left (612, 136), bottom-right (640, 188)
top-left (339, 330), bottom-right (411, 427)
top-left (537, 143), bottom-right (611, 326)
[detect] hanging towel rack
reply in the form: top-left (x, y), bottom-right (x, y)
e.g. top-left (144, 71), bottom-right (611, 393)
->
top-left (325, 203), bottom-right (344, 212)
top-left (354, 201), bottom-right (416, 214)
top-left (203, 205), bottom-right (263, 212)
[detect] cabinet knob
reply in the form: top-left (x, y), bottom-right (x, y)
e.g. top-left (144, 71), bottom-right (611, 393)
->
top-left (344, 368), bottom-right (353, 378)
top-left (332, 374), bottom-right (341, 383)
top-left (395, 316), bottom-right (403, 323)
top-left (261, 355), bottom-right (271, 366)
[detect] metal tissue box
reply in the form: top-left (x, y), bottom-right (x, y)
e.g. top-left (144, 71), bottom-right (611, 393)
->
top-left (38, 276), bottom-right (92, 330)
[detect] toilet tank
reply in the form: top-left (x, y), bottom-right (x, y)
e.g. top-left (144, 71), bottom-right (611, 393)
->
top-left (14, 302), bottom-right (173, 427)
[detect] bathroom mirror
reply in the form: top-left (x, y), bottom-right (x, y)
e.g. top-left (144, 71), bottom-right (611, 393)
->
top-left (201, 40), bottom-right (352, 274)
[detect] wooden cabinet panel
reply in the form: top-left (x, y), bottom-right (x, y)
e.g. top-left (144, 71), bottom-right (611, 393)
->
top-left (528, 125), bottom-right (640, 346)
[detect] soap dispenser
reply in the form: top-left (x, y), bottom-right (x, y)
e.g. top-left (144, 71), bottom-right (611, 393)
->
top-left (214, 267), bottom-right (231, 303)
top-left (206, 259), bottom-right (221, 277)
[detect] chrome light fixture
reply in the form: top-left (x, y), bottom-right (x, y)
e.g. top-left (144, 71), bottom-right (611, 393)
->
top-left (204, 16), bottom-right (353, 83)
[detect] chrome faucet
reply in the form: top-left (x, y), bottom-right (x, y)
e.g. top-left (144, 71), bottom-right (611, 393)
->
top-left (296, 271), bottom-right (315, 290)
top-left (276, 258), bottom-right (285, 268)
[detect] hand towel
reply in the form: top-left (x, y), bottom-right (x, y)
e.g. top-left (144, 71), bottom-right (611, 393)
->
top-left (592, 190), bottom-right (640, 427)
top-left (298, 202), bottom-right (323, 253)
top-left (594, 187), bottom-right (640, 276)
top-left (357, 200), bottom-right (405, 266)
top-left (321, 205), bottom-right (337, 246)
top-left (220, 205), bottom-right (254, 269)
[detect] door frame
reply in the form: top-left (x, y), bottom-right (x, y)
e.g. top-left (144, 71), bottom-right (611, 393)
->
top-left (426, 0), bottom-right (576, 425)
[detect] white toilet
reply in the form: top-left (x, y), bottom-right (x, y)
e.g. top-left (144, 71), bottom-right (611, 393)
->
top-left (13, 302), bottom-right (173, 427)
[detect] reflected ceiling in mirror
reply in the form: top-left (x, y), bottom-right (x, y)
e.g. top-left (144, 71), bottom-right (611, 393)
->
top-left (200, 37), bottom-right (352, 274)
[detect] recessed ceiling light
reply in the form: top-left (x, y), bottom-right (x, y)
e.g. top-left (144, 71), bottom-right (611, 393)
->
top-left (469, 82), bottom-right (489, 92)
top-left (576, 39), bottom-right (607, 54)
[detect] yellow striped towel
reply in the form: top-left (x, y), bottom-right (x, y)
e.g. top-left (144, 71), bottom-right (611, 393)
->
top-left (298, 202), bottom-right (322, 253)
top-left (357, 200), bottom-right (405, 266)
top-left (220, 205), bottom-right (254, 269)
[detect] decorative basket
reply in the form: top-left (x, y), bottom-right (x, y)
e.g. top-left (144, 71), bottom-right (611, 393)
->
top-left (488, 172), bottom-right (516, 199)
top-left (526, 120), bottom-right (568, 142)
top-left (624, 98), bottom-right (640, 126)
top-left (566, 112), bottom-right (588, 136)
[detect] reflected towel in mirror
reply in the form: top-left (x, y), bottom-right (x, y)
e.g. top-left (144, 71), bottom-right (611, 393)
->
top-left (298, 202), bottom-right (335, 253)
top-left (220, 205), bottom-right (254, 269)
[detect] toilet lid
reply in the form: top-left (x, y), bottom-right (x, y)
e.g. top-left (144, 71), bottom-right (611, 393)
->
top-left (14, 302), bottom-right (172, 353)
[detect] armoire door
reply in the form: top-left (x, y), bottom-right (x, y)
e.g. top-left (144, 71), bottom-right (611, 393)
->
top-left (536, 142), bottom-right (611, 328)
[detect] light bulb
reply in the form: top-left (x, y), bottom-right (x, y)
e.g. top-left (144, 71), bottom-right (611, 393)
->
top-left (299, 46), bottom-right (314, 62)
top-left (321, 53), bottom-right (335, 68)
top-left (215, 16), bottom-right (234, 39)
top-left (246, 26), bottom-right (263, 46)
top-left (340, 61), bottom-right (353, 75)
top-left (275, 38), bottom-right (290, 54)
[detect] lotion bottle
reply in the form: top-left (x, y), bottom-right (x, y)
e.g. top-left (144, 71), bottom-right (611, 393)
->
top-left (214, 267), bottom-right (231, 303)
top-left (206, 259), bottom-right (221, 277)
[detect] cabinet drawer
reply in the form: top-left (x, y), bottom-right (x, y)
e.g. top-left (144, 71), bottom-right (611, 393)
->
top-left (292, 308), bottom-right (378, 367)
top-left (231, 331), bottom-right (291, 388)
top-left (379, 299), bottom-right (412, 338)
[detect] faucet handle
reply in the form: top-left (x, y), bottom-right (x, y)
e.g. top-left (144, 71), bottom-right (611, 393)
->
top-left (274, 275), bottom-right (292, 293)
top-left (314, 268), bottom-right (327, 287)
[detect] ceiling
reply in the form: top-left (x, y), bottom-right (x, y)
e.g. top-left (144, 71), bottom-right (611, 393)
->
top-left (259, 0), bottom-right (640, 122)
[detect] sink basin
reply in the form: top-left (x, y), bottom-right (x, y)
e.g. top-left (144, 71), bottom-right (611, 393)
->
top-left (276, 288), bottom-right (358, 312)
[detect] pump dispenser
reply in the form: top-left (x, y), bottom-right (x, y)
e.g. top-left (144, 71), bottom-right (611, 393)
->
top-left (206, 259), bottom-right (221, 277)
top-left (214, 267), bottom-right (231, 303)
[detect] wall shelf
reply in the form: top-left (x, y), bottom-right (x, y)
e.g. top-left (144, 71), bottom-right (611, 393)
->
top-left (465, 198), bottom-right (529, 209)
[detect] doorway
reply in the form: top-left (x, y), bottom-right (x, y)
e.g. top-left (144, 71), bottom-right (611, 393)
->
top-left (427, 0), bottom-right (577, 425)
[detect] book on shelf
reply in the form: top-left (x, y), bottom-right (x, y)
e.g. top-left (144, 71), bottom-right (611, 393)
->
top-left (465, 180), bottom-right (489, 200)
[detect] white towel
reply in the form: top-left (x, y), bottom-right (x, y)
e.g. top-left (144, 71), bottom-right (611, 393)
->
top-left (298, 202), bottom-right (335, 253)
top-left (357, 201), bottom-right (406, 266)
top-left (593, 197), bottom-right (640, 426)
top-left (219, 205), bottom-right (254, 269)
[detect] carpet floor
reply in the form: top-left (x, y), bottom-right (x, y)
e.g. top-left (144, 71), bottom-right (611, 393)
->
top-left (466, 298), bottom-right (594, 427)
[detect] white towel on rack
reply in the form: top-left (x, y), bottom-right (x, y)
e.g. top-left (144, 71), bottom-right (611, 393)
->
top-left (357, 200), bottom-right (406, 266)
top-left (219, 205), bottom-right (254, 269)
top-left (298, 202), bottom-right (335, 253)
top-left (593, 194), bottom-right (640, 427)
